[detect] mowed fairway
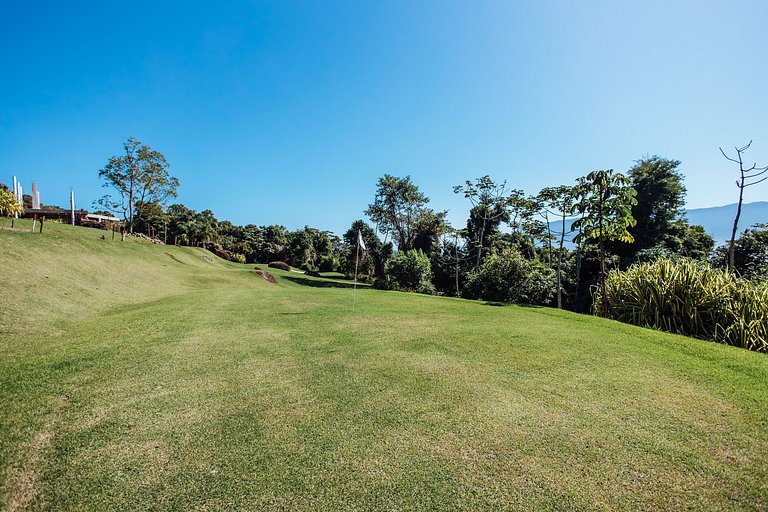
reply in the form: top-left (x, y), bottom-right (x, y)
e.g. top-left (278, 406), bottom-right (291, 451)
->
top-left (1, 220), bottom-right (767, 511)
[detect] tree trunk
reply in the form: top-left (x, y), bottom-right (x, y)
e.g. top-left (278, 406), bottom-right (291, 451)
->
top-left (557, 212), bottom-right (565, 309)
top-left (476, 220), bottom-right (486, 268)
top-left (545, 211), bottom-right (553, 267)
top-left (728, 182), bottom-right (744, 272)
top-left (597, 190), bottom-right (607, 316)
top-left (455, 232), bottom-right (461, 297)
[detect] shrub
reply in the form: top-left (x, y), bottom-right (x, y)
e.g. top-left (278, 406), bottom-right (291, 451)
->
top-left (211, 243), bottom-right (231, 261)
top-left (596, 258), bottom-right (767, 352)
top-left (464, 248), bottom-right (556, 305)
top-left (230, 253), bottom-right (246, 264)
top-left (0, 188), bottom-right (23, 217)
top-left (384, 250), bottom-right (434, 294)
top-left (318, 254), bottom-right (338, 273)
top-left (268, 261), bottom-right (291, 271)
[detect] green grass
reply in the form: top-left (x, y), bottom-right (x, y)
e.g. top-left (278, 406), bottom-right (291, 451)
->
top-left (1, 218), bottom-right (767, 511)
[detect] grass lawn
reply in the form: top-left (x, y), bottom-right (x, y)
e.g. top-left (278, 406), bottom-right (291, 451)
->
top-left (1, 218), bottom-right (767, 511)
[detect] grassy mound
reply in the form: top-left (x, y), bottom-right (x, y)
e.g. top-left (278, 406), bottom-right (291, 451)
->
top-left (1, 218), bottom-right (767, 510)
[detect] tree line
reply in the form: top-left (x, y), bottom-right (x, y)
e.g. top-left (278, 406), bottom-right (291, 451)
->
top-left (80, 137), bottom-right (767, 315)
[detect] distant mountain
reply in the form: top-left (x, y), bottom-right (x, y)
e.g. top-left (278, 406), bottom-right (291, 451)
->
top-left (685, 201), bottom-right (768, 246)
top-left (548, 201), bottom-right (767, 249)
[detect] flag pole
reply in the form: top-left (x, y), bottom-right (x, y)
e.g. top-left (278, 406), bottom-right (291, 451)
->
top-left (352, 231), bottom-right (360, 312)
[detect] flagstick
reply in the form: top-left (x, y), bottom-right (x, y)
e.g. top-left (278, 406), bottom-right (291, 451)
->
top-left (352, 235), bottom-right (360, 312)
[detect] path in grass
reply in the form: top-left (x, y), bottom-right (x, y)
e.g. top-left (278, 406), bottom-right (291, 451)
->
top-left (1, 220), bottom-right (767, 510)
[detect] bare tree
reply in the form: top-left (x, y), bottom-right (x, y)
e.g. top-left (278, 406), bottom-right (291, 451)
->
top-left (720, 141), bottom-right (768, 271)
top-left (537, 185), bottom-right (578, 309)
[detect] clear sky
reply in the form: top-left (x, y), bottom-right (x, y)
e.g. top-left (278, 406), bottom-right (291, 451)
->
top-left (1, 0), bottom-right (767, 234)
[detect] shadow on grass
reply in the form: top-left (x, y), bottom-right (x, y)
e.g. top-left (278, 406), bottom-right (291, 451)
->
top-left (282, 275), bottom-right (368, 289)
top-left (483, 301), bottom-right (544, 308)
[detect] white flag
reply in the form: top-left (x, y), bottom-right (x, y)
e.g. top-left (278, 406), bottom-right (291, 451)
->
top-left (357, 231), bottom-right (366, 251)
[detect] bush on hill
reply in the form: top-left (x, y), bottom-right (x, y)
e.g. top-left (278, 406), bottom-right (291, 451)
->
top-left (596, 258), bottom-right (767, 352)
top-left (230, 253), bottom-right (246, 264)
top-left (268, 261), bottom-right (291, 271)
top-left (464, 248), bottom-right (556, 305)
top-left (384, 250), bottom-right (435, 294)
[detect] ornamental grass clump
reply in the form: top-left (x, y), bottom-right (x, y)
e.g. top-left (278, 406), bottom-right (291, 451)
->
top-left (595, 258), bottom-right (767, 352)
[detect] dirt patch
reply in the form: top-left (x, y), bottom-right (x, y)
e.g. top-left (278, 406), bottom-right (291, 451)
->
top-left (5, 428), bottom-right (54, 511)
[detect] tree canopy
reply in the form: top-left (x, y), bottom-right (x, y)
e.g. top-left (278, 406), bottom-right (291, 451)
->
top-left (97, 137), bottom-right (179, 233)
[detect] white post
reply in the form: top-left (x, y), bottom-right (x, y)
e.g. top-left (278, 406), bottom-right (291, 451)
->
top-left (12, 177), bottom-right (18, 218)
top-left (70, 190), bottom-right (75, 225)
top-left (31, 182), bottom-right (40, 209)
top-left (352, 234), bottom-right (360, 312)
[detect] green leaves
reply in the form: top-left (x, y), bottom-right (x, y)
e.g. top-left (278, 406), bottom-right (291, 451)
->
top-left (97, 138), bottom-right (179, 233)
top-left (596, 258), bottom-right (768, 353)
top-left (0, 187), bottom-right (23, 218)
top-left (365, 175), bottom-right (430, 251)
top-left (572, 169), bottom-right (637, 246)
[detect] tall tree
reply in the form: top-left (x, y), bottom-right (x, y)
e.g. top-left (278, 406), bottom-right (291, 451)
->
top-left (719, 141), bottom-right (768, 271)
top-left (453, 176), bottom-right (510, 268)
top-left (537, 185), bottom-right (577, 309)
top-left (625, 156), bottom-right (686, 256)
top-left (412, 209), bottom-right (448, 255)
top-left (194, 210), bottom-right (218, 249)
top-left (572, 170), bottom-right (637, 315)
top-left (97, 137), bottom-right (179, 233)
top-left (343, 220), bottom-right (383, 279)
top-left (365, 175), bottom-right (429, 251)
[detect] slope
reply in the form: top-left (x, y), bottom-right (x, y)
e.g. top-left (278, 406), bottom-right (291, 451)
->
top-left (1, 218), bottom-right (767, 511)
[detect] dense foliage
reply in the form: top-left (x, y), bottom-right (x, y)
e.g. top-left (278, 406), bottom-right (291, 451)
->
top-left (97, 137), bottom-right (179, 234)
top-left (383, 250), bottom-right (435, 294)
top-left (464, 248), bottom-right (556, 305)
top-left (713, 225), bottom-right (768, 278)
top-left (0, 187), bottom-right (23, 218)
top-left (596, 258), bottom-right (767, 352)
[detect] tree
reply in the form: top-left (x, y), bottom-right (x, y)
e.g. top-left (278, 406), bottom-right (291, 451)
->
top-left (384, 250), bottom-right (434, 294)
top-left (463, 248), bottom-right (556, 305)
top-left (194, 210), bottom-right (218, 249)
top-left (625, 156), bottom-right (686, 256)
top-left (412, 209), bottom-right (448, 255)
top-left (343, 220), bottom-right (383, 280)
top-left (572, 170), bottom-right (637, 315)
top-left (537, 185), bottom-right (577, 309)
top-left (453, 176), bottom-right (510, 267)
top-left (0, 187), bottom-right (23, 219)
top-left (134, 201), bottom-right (167, 238)
top-left (432, 225), bottom-right (472, 297)
top-left (97, 137), bottom-right (179, 233)
top-left (365, 175), bottom-right (429, 251)
top-left (720, 141), bottom-right (768, 271)
top-left (668, 222), bottom-right (714, 261)
top-left (713, 224), bottom-right (768, 278)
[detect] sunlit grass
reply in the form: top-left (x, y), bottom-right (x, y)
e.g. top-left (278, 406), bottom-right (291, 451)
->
top-left (1, 219), bottom-right (767, 510)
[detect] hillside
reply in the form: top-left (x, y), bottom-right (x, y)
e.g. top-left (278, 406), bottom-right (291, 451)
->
top-left (550, 201), bottom-right (767, 248)
top-left (1, 218), bottom-right (767, 511)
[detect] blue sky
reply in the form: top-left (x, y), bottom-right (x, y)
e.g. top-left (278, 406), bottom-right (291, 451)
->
top-left (1, 0), bottom-right (767, 234)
